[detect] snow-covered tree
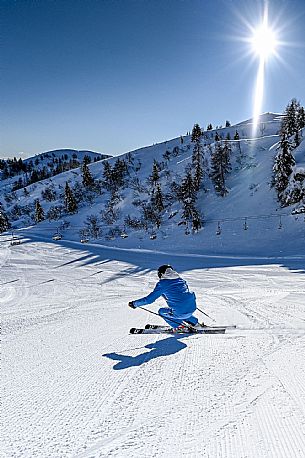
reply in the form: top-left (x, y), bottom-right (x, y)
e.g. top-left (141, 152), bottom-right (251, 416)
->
top-left (112, 158), bottom-right (128, 188)
top-left (82, 161), bottom-right (94, 188)
top-left (281, 98), bottom-right (305, 137)
top-left (34, 199), bottom-right (45, 223)
top-left (141, 202), bottom-right (161, 230)
top-left (297, 106), bottom-right (305, 130)
top-left (150, 160), bottom-right (161, 187)
top-left (210, 140), bottom-right (232, 197)
top-left (175, 170), bottom-right (203, 231)
top-left (191, 124), bottom-right (204, 191)
top-left (102, 161), bottom-right (113, 190)
top-left (0, 208), bottom-right (10, 233)
top-left (151, 184), bottom-right (164, 212)
top-left (273, 134), bottom-right (296, 204)
top-left (85, 214), bottom-right (102, 238)
top-left (46, 205), bottom-right (65, 221)
top-left (64, 182), bottom-right (78, 214)
top-left (191, 123), bottom-right (202, 142)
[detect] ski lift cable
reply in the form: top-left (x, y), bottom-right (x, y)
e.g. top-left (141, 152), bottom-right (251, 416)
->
top-left (8, 210), bottom-right (299, 235)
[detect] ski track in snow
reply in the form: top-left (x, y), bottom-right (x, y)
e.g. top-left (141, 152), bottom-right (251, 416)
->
top-left (1, 240), bottom-right (305, 457)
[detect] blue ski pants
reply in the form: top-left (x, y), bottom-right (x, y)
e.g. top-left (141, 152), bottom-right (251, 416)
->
top-left (158, 307), bottom-right (198, 328)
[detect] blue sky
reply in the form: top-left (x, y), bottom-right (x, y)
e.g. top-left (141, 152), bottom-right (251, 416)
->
top-left (1, 0), bottom-right (305, 158)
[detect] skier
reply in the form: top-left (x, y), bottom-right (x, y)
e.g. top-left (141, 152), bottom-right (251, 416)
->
top-left (128, 264), bottom-right (203, 331)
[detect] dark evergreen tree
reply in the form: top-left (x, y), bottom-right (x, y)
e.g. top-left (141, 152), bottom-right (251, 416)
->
top-left (34, 199), bottom-right (45, 223)
top-left (85, 214), bottom-right (101, 238)
top-left (191, 124), bottom-right (204, 191)
top-left (179, 170), bottom-right (196, 203)
top-left (83, 154), bottom-right (91, 165)
top-left (234, 130), bottom-right (240, 140)
top-left (191, 124), bottom-right (202, 142)
top-left (192, 144), bottom-right (204, 192)
top-left (207, 123), bottom-right (213, 131)
top-left (294, 129), bottom-right (301, 148)
top-left (273, 134), bottom-right (296, 204)
top-left (150, 160), bottom-right (160, 187)
top-left (210, 140), bottom-right (232, 197)
top-left (225, 120), bottom-right (231, 127)
top-left (102, 161), bottom-right (113, 190)
top-left (281, 98), bottom-right (299, 137)
top-left (112, 158), bottom-right (128, 189)
top-left (214, 131), bottom-right (220, 142)
top-left (0, 208), bottom-right (10, 233)
top-left (64, 182), bottom-right (78, 213)
top-left (82, 161), bottom-right (94, 187)
top-left (297, 106), bottom-right (305, 130)
top-left (151, 184), bottom-right (164, 212)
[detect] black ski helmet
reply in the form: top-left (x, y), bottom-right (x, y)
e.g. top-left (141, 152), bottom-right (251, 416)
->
top-left (157, 264), bottom-right (173, 279)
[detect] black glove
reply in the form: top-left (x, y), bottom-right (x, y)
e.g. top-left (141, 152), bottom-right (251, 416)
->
top-left (128, 301), bottom-right (136, 309)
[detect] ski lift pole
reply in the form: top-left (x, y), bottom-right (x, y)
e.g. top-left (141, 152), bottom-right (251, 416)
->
top-left (196, 307), bottom-right (216, 322)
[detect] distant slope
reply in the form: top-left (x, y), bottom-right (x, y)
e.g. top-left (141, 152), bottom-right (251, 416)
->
top-left (1, 113), bottom-right (304, 256)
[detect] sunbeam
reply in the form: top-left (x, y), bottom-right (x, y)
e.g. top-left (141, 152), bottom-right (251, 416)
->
top-left (251, 5), bottom-right (278, 135)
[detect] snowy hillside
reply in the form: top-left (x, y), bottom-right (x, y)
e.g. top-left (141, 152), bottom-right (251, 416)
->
top-left (0, 149), bottom-right (110, 193)
top-left (2, 238), bottom-right (305, 457)
top-left (1, 112), bottom-right (305, 256)
top-left (2, 109), bottom-right (305, 457)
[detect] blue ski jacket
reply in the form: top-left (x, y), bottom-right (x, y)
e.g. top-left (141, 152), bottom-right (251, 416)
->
top-left (133, 277), bottom-right (196, 314)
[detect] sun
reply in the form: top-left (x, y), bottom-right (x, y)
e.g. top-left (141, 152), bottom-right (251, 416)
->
top-left (251, 22), bottom-right (277, 59)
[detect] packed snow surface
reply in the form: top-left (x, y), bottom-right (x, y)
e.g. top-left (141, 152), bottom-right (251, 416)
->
top-left (2, 235), bottom-right (305, 457)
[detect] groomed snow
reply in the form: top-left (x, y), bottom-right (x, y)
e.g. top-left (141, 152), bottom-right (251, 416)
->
top-left (2, 237), bottom-right (305, 457)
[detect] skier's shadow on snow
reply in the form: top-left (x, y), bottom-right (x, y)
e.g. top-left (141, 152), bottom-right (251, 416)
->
top-left (103, 336), bottom-right (187, 370)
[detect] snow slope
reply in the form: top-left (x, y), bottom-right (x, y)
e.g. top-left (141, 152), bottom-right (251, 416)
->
top-left (2, 236), bottom-right (305, 457)
top-left (3, 112), bottom-right (304, 257)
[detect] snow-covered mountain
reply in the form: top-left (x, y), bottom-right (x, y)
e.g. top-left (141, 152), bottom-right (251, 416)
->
top-left (1, 113), bottom-right (304, 256)
top-left (0, 149), bottom-right (110, 191)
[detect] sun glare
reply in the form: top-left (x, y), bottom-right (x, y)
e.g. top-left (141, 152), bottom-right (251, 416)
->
top-left (251, 6), bottom-right (278, 135)
top-left (251, 23), bottom-right (277, 59)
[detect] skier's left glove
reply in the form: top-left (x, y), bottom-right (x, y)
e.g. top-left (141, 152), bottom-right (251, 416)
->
top-left (128, 301), bottom-right (136, 309)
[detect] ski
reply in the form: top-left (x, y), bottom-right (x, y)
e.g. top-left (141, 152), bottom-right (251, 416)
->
top-left (130, 327), bottom-right (226, 335)
top-left (144, 323), bottom-right (236, 331)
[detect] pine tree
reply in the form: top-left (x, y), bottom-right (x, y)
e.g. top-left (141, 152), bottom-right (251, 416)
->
top-left (192, 142), bottom-right (204, 192)
top-left (273, 134), bottom-right (296, 203)
top-left (0, 208), bottom-right (10, 233)
top-left (150, 160), bottom-right (160, 187)
top-left (82, 161), bottom-right (94, 187)
top-left (210, 140), bottom-right (232, 197)
top-left (179, 170), bottom-right (196, 203)
top-left (102, 161), bottom-right (113, 190)
top-left (234, 130), bottom-right (240, 140)
top-left (34, 199), bottom-right (45, 223)
top-left (64, 182), bottom-right (78, 214)
top-left (112, 158), bottom-right (128, 189)
top-left (225, 120), bottom-right (231, 127)
top-left (152, 184), bottom-right (164, 212)
top-left (214, 131), bottom-right (220, 142)
top-left (191, 124), bottom-right (202, 142)
top-left (207, 123), bottom-right (213, 131)
top-left (297, 106), bottom-right (305, 130)
top-left (281, 98), bottom-right (299, 137)
top-left (294, 130), bottom-right (300, 148)
top-left (178, 171), bottom-right (202, 231)
top-left (191, 124), bottom-right (204, 191)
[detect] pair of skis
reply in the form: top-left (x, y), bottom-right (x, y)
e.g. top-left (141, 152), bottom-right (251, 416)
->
top-left (130, 323), bottom-right (236, 335)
